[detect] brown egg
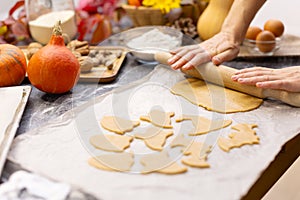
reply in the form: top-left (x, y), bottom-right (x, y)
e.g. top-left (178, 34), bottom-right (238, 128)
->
top-left (256, 30), bottom-right (276, 52)
top-left (264, 19), bottom-right (285, 37)
top-left (245, 26), bottom-right (262, 40)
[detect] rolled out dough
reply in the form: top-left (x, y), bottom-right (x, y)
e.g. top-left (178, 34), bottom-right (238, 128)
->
top-left (171, 78), bottom-right (263, 113)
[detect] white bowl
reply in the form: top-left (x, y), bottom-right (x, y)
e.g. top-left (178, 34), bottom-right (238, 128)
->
top-left (122, 26), bottom-right (183, 63)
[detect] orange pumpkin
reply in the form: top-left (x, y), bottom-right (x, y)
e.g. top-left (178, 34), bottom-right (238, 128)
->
top-left (27, 22), bottom-right (80, 94)
top-left (0, 44), bottom-right (27, 87)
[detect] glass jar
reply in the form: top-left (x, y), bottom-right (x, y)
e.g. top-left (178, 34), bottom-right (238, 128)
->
top-left (25, 0), bottom-right (77, 44)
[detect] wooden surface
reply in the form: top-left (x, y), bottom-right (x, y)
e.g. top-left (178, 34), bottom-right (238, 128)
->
top-left (262, 155), bottom-right (300, 200)
top-left (243, 134), bottom-right (300, 200)
top-left (21, 46), bottom-right (127, 83)
top-left (79, 46), bottom-right (127, 83)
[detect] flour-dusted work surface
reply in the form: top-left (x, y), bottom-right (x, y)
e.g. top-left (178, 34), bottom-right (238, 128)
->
top-left (7, 65), bottom-right (300, 200)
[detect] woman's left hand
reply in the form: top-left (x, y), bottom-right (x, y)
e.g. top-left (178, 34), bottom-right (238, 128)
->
top-left (232, 66), bottom-right (300, 92)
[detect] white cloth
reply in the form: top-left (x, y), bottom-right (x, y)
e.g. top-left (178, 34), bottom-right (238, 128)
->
top-left (0, 170), bottom-right (71, 200)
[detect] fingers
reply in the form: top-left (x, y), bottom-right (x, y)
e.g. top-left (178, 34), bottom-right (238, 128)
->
top-left (168, 45), bottom-right (199, 66)
top-left (233, 66), bottom-right (273, 75)
top-left (255, 80), bottom-right (286, 90)
top-left (232, 67), bottom-right (275, 81)
top-left (256, 79), bottom-right (300, 92)
top-left (212, 48), bottom-right (240, 65)
top-left (231, 66), bottom-right (300, 92)
top-left (234, 75), bottom-right (282, 86)
top-left (168, 45), bottom-right (210, 70)
top-left (169, 45), bottom-right (200, 55)
top-left (231, 68), bottom-right (281, 86)
top-left (182, 52), bottom-right (211, 70)
top-left (211, 42), bottom-right (240, 65)
top-left (167, 31), bottom-right (241, 70)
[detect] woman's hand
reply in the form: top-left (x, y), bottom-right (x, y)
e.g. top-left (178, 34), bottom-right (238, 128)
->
top-left (232, 66), bottom-right (300, 92)
top-left (167, 31), bottom-right (240, 70)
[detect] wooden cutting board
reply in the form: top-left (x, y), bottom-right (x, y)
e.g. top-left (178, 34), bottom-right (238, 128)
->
top-left (21, 46), bottom-right (128, 83)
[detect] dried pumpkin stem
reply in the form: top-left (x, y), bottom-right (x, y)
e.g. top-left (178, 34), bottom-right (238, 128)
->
top-left (53, 20), bottom-right (63, 36)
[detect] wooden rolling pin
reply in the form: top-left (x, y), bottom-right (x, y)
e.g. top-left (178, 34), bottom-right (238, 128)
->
top-left (155, 51), bottom-right (300, 107)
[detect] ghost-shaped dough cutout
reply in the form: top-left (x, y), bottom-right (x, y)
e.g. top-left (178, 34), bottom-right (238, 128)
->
top-left (181, 142), bottom-right (211, 168)
top-left (140, 150), bottom-right (187, 174)
top-left (90, 134), bottom-right (133, 152)
top-left (176, 114), bottom-right (232, 135)
top-left (170, 134), bottom-right (193, 148)
top-left (218, 124), bottom-right (259, 152)
top-left (100, 116), bottom-right (140, 134)
top-left (134, 126), bottom-right (173, 151)
top-left (140, 109), bottom-right (175, 128)
top-left (171, 135), bottom-right (211, 168)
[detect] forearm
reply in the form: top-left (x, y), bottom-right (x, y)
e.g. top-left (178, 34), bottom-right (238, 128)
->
top-left (221, 0), bottom-right (266, 44)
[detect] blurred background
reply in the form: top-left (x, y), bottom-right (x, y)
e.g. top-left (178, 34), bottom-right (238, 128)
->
top-left (0, 0), bottom-right (299, 44)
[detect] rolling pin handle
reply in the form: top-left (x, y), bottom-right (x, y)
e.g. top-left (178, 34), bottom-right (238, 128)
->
top-left (154, 51), bottom-right (172, 66)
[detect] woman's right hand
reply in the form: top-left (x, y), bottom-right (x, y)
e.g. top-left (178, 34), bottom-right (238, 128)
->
top-left (167, 31), bottom-right (241, 70)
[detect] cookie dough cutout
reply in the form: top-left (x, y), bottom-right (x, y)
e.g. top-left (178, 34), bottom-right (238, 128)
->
top-left (181, 142), bottom-right (211, 168)
top-left (171, 137), bottom-right (211, 168)
top-left (88, 152), bottom-right (134, 172)
top-left (134, 126), bottom-right (173, 151)
top-left (100, 116), bottom-right (140, 134)
top-left (140, 150), bottom-right (187, 174)
top-left (170, 134), bottom-right (193, 148)
top-left (171, 78), bottom-right (263, 113)
top-left (140, 109), bottom-right (175, 128)
top-left (218, 124), bottom-right (259, 152)
top-left (90, 134), bottom-right (133, 152)
top-left (176, 114), bottom-right (232, 135)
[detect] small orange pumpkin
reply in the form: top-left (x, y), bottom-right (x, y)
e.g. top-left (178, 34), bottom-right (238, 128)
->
top-left (0, 44), bottom-right (27, 87)
top-left (27, 21), bottom-right (80, 94)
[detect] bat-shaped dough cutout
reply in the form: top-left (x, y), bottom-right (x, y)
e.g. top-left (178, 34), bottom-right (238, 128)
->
top-left (218, 124), bottom-right (259, 152)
